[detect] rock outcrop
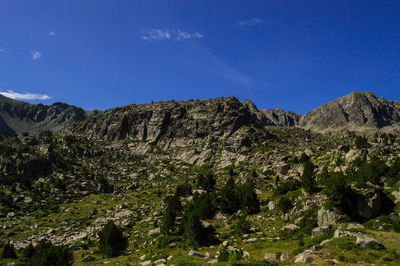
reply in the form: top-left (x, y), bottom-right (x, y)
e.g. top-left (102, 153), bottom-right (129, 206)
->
top-left (299, 91), bottom-right (400, 132)
top-left (0, 94), bottom-right (97, 135)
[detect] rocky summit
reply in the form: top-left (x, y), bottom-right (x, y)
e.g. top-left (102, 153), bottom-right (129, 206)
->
top-left (2, 91), bottom-right (400, 265)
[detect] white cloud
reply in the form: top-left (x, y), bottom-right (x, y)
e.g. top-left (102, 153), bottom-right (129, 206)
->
top-left (142, 29), bottom-right (203, 41)
top-left (31, 50), bottom-right (42, 60)
top-left (0, 90), bottom-right (51, 101)
top-left (49, 31), bottom-right (56, 36)
top-left (237, 18), bottom-right (264, 26)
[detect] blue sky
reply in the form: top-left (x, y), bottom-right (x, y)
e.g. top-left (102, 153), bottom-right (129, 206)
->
top-left (1, 1), bottom-right (400, 114)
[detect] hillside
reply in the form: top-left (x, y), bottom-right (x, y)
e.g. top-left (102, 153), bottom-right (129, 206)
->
top-left (0, 95), bottom-right (98, 135)
top-left (2, 92), bottom-right (400, 265)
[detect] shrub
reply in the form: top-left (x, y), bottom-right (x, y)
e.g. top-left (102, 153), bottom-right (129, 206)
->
top-left (273, 179), bottom-right (301, 196)
top-left (355, 136), bottom-right (369, 149)
top-left (175, 183), bottom-right (192, 197)
top-left (1, 242), bottom-right (17, 259)
top-left (23, 243), bottom-right (35, 258)
top-left (28, 240), bottom-right (73, 266)
top-left (197, 172), bottom-right (216, 192)
top-left (218, 247), bottom-right (229, 262)
top-left (276, 196), bottom-right (293, 213)
top-left (231, 215), bottom-right (251, 235)
top-left (98, 221), bottom-right (128, 257)
top-left (393, 219), bottom-right (400, 233)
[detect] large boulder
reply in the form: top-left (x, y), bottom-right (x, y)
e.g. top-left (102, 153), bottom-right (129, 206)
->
top-left (352, 183), bottom-right (382, 220)
top-left (317, 207), bottom-right (345, 227)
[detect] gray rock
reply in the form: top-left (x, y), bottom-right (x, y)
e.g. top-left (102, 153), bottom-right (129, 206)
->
top-left (294, 249), bottom-right (314, 263)
top-left (280, 251), bottom-right (290, 261)
top-left (356, 234), bottom-right (382, 248)
top-left (312, 226), bottom-right (331, 238)
top-left (317, 207), bottom-right (344, 227)
top-left (188, 250), bottom-right (204, 257)
top-left (147, 227), bottom-right (161, 237)
top-left (23, 197), bottom-right (32, 204)
top-left (281, 224), bottom-right (299, 231)
top-left (264, 253), bottom-right (277, 261)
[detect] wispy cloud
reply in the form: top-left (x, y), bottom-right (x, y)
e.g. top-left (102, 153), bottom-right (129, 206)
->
top-left (237, 18), bottom-right (264, 26)
top-left (141, 29), bottom-right (203, 41)
top-left (0, 48), bottom-right (6, 53)
top-left (31, 50), bottom-right (42, 60)
top-left (49, 31), bottom-right (56, 36)
top-left (205, 52), bottom-right (252, 87)
top-left (0, 90), bottom-right (51, 101)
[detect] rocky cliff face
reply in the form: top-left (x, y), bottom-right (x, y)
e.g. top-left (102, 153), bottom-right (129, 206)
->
top-left (243, 99), bottom-right (301, 127)
top-left (0, 95), bottom-right (94, 135)
top-left (299, 92), bottom-right (400, 132)
top-left (75, 97), bottom-right (273, 166)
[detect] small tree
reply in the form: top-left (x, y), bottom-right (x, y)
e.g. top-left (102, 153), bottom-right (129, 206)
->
top-left (161, 207), bottom-right (176, 235)
top-left (301, 159), bottom-right (316, 193)
top-left (1, 242), bottom-right (17, 259)
top-left (23, 243), bottom-right (35, 258)
top-left (355, 136), bottom-right (369, 149)
top-left (28, 240), bottom-right (73, 266)
top-left (197, 172), bottom-right (216, 192)
top-left (219, 177), bottom-right (241, 214)
top-left (240, 180), bottom-right (260, 214)
top-left (192, 192), bottom-right (217, 220)
top-left (98, 221), bottom-right (128, 257)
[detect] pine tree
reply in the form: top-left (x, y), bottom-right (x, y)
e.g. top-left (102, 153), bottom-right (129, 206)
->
top-left (98, 221), bottom-right (128, 257)
top-left (219, 177), bottom-right (241, 214)
top-left (301, 159), bottom-right (316, 193)
top-left (240, 180), bottom-right (260, 214)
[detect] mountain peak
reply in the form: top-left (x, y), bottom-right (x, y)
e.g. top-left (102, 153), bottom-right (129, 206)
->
top-left (299, 91), bottom-right (400, 131)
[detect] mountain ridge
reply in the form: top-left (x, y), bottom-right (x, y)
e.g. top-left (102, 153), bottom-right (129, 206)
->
top-left (1, 91), bottom-right (400, 135)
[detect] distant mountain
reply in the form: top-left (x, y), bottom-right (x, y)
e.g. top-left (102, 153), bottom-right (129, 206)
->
top-left (243, 99), bottom-right (301, 127)
top-left (299, 91), bottom-right (400, 132)
top-left (1, 91), bottom-right (400, 136)
top-left (0, 94), bottom-right (98, 135)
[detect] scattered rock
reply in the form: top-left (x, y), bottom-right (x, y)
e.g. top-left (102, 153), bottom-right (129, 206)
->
top-left (147, 227), bottom-right (160, 237)
top-left (294, 249), bottom-right (314, 263)
top-left (280, 251), bottom-right (290, 261)
top-left (264, 253), bottom-right (277, 261)
top-left (312, 226), bottom-right (331, 238)
top-left (188, 250), bottom-right (204, 257)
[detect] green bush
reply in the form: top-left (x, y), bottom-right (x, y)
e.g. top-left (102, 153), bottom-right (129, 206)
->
top-left (197, 172), bottom-right (216, 192)
top-left (231, 215), bottom-right (251, 235)
top-left (273, 179), bottom-right (301, 196)
top-left (23, 243), bottom-right (35, 258)
top-left (355, 136), bottom-right (369, 149)
top-left (98, 221), bottom-right (128, 257)
top-left (1, 242), bottom-right (17, 259)
top-left (28, 240), bottom-right (73, 266)
top-left (218, 247), bottom-right (229, 262)
top-left (277, 196), bottom-right (293, 213)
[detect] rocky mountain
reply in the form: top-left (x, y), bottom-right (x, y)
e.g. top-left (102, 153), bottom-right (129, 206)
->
top-left (244, 99), bottom-right (301, 127)
top-left (299, 91), bottom-right (400, 132)
top-left (75, 97), bottom-right (273, 166)
top-left (0, 94), bottom-right (98, 135)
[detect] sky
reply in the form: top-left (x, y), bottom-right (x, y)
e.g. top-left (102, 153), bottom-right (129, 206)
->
top-left (1, 0), bottom-right (400, 114)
